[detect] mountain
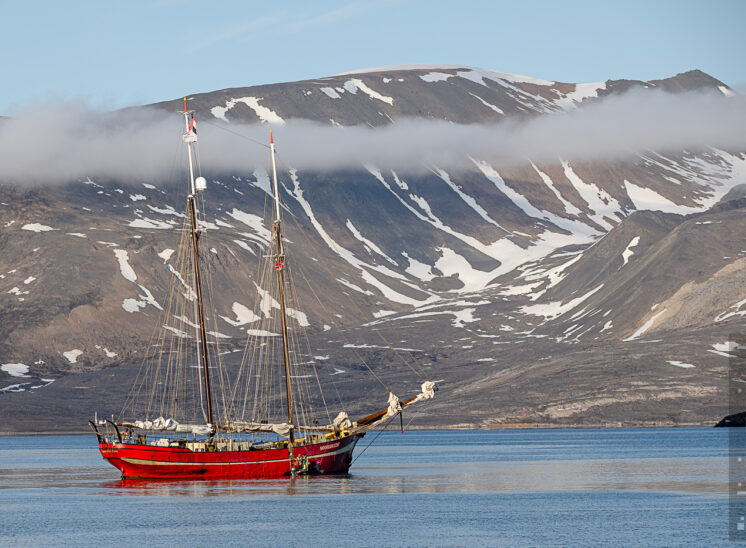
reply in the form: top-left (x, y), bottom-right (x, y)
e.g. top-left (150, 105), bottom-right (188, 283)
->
top-left (0, 65), bottom-right (743, 431)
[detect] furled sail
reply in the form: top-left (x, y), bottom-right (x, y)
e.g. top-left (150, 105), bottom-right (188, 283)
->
top-left (113, 417), bottom-right (214, 436)
top-left (224, 421), bottom-right (293, 437)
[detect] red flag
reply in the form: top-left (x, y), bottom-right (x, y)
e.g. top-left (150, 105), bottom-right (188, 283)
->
top-left (189, 114), bottom-right (197, 135)
top-left (275, 258), bottom-right (285, 271)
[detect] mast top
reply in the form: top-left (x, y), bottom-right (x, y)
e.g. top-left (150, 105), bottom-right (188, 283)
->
top-left (270, 131), bottom-right (282, 226)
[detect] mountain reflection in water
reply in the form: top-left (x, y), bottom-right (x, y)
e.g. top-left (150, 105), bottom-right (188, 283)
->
top-left (0, 428), bottom-right (734, 546)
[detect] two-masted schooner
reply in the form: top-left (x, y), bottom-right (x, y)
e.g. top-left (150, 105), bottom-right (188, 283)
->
top-left (90, 99), bottom-right (435, 479)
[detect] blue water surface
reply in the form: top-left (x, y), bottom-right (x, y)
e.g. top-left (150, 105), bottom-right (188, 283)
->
top-left (0, 428), bottom-right (737, 546)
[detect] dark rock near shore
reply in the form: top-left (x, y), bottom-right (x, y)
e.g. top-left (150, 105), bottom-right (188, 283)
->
top-left (715, 412), bottom-right (746, 427)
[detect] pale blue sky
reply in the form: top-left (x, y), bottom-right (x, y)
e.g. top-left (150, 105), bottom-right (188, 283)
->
top-left (1, 0), bottom-right (744, 115)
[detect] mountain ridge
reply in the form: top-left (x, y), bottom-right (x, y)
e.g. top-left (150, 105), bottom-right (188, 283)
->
top-left (0, 65), bottom-right (742, 430)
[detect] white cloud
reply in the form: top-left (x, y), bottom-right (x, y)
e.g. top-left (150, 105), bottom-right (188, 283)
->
top-left (0, 89), bottom-right (744, 185)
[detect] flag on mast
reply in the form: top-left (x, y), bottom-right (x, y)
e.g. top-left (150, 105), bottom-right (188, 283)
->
top-left (189, 114), bottom-right (197, 135)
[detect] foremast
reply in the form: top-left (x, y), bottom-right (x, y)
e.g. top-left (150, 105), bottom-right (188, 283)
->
top-left (269, 131), bottom-right (296, 459)
top-left (183, 98), bottom-right (214, 428)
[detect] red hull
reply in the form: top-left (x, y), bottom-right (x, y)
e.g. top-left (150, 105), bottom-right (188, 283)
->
top-left (99, 434), bottom-right (360, 479)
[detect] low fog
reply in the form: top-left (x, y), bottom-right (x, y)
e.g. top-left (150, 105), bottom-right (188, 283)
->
top-left (0, 88), bottom-right (743, 186)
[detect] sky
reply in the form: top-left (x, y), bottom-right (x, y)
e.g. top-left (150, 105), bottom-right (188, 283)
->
top-left (1, 0), bottom-right (745, 116)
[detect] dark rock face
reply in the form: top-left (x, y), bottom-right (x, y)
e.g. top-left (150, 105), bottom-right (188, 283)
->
top-left (715, 412), bottom-right (746, 427)
top-left (0, 66), bottom-right (743, 431)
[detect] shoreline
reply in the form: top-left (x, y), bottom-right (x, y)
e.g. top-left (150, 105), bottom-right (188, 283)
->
top-left (0, 421), bottom-right (717, 436)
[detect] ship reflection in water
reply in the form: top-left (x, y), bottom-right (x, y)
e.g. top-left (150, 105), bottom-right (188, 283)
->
top-left (2, 429), bottom-right (728, 496)
top-left (95, 456), bottom-right (724, 497)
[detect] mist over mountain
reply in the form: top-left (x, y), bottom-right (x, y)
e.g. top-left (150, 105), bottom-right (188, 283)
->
top-left (0, 65), bottom-right (743, 431)
top-left (1, 67), bottom-right (744, 184)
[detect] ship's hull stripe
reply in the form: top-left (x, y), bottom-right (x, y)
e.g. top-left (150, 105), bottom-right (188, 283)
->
top-left (115, 444), bottom-right (353, 467)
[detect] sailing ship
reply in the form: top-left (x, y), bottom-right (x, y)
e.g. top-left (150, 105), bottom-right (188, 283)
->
top-left (90, 99), bottom-right (435, 479)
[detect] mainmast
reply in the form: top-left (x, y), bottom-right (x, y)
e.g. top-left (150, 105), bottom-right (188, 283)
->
top-left (269, 131), bottom-right (296, 450)
top-left (183, 98), bottom-right (214, 427)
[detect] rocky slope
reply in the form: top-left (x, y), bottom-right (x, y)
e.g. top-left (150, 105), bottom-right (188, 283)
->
top-left (0, 66), bottom-right (744, 431)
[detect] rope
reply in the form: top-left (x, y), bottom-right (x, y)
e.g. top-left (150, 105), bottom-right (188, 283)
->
top-left (350, 413), bottom-right (398, 466)
top-left (273, 150), bottom-right (429, 382)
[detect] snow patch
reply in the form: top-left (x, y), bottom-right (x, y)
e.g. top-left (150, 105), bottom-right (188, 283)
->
top-left (63, 349), bottom-right (83, 363)
top-left (227, 209), bottom-right (272, 243)
top-left (476, 160), bottom-right (600, 238)
top-left (345, 219), bottom-right (397, 264)
top-left (624, 180), bottom-right (700, 214)
top-left (320, 87), bottom-right (341, 99)
top-left (114, 249), bottom-right (162, 312)
top-left (715, 294), bottom-right (746, 321)
top-left (158, 248), bottom-right (175, 262)
top-left (221, 302), bottom-right (260, 326)
top-left (163, 326), bottom-right (192, 338)
top-left (128, 218), bottom-right (173, 229)
top-left (555, 82), bottom-right (606, 109)
top-left (622, 236), bottom-right (640, 265)
top-left (468, 92), bottom-right (504, 114)
top-left (22, 223), bottom-right (56, 232)
top-left (343, 79), bottom-right (394, 105)
top-left (561, 161), bottom-right (619, 230)
top-left (232, 240), bottom-right (256, 255)
top-left (402, 252), bottom-right (435, 282)
top-left (709, 341), bottom-right (737, 358)
top-left (623, 308), bottom-right (667, 341)
top-left (114, 250), bottom-right (137, 282)
top-left (451, 308), bottom-right (477, 328)
top-left (531, 163), bottom-right (582, 216)
top-left (434, 247), bottom-right (492, 293)
top-left (499, 282), bottom-right (543, 296)
top-left (1, 383), bottom-right (29, 393)
top-left (288, 308), bottom-right (310, 327)
top-left (343, 343), bottom-right (422, 352)
top-left (147, 204), bottom-right (183, 216)
top-left (434, 167), bottom-right (510, 233)
top-left (122, 299), bottom-right (145, 313)
top-left (246, 329), bottom-right (280, 337)
top-left (211, 96), bottom-right (285, 125)
top-left (420, 72), bottom-right (454, 83)
top-left (1, 363), bottom-right (29, 377)
top-left (521, 285), bottom-right (604, 321)
top-left (668, 360), bottom-right (695, 369)
top-left (289, 168), bottom-right (434, 306)
top-left (337, 278), bottom-right (374, 296)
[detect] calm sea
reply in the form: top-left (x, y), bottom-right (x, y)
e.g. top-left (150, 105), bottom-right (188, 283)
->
top-left (0, 428), bottom-right (736, 546)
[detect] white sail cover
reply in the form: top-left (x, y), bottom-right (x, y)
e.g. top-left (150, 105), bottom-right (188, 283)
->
top-left (385, 392), bottom-right (402, 418)
top-left (332, 411), bottom-right (353, 430)
top-left (113, 417), bottom-right (214, 435)
top-left (228, 421), bottom-right (293, 437)
top-left (413, 380), bottom-right (436, 402)
top-left (359, 381), bottom-right (437, 430)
